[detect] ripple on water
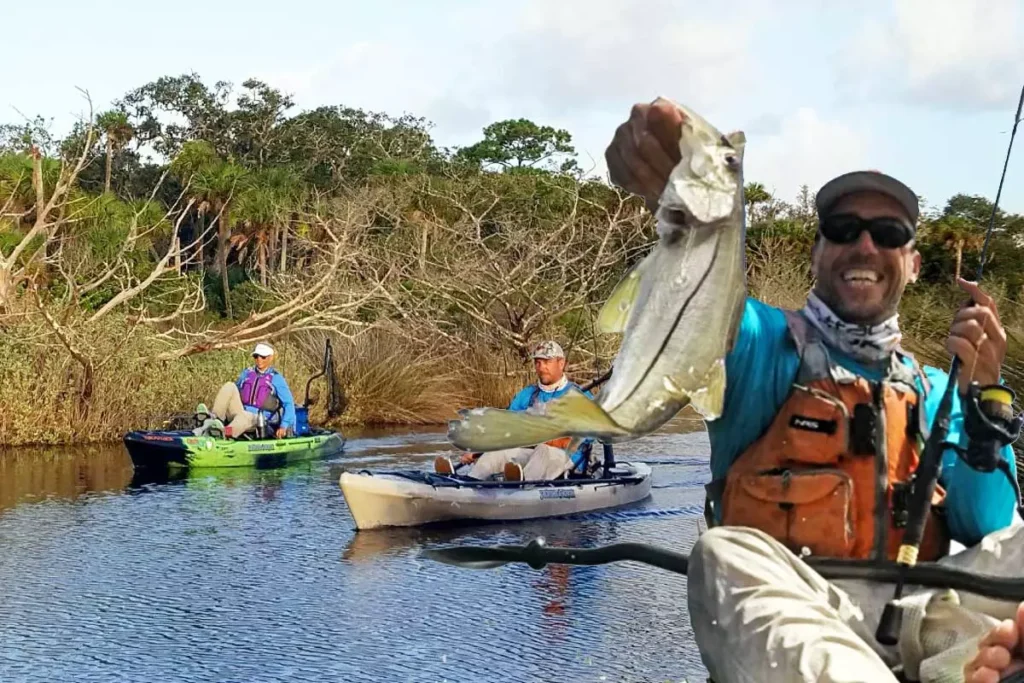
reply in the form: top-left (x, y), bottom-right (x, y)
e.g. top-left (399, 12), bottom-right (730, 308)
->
top-left (0, 427), bottom-right (712, 682)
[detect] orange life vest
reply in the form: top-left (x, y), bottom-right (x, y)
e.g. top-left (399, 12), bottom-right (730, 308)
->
top-left (545, 436), bottom-right (573, 450)
top-left (714, 310), bottom-right (951, 562)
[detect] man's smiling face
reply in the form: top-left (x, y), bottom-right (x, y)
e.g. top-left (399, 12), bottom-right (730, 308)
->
top-left (811, 191), bottom-right (921, 325)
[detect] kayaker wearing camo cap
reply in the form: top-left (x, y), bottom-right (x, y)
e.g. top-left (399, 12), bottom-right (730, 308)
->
top-left (606, 98), bottom-right (1024, 683)
top-left (435, 340), bottom-right (597, 481)
top-left (195, 341), bottom-right (297, 440)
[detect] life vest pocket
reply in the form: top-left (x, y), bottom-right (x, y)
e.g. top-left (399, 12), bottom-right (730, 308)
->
top-left (778, 388), bottom-right (849, 466)
top-left (722, 468), bottom-right (855, 559)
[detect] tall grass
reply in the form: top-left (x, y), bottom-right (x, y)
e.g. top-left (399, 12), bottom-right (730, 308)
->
top-left (292, 327), bottom-right (533, 428)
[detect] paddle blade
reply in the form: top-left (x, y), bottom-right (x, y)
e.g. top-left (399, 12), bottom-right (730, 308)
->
top-left (419, 546), bottom-right (512, 570)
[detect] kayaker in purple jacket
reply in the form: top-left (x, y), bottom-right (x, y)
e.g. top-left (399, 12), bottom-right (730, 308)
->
top-left (194, 342), bottom-right (297, 439)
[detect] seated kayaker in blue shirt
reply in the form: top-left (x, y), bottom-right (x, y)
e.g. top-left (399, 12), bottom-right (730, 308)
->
top-left (434, 340), bottom-right (596, 480)
top-left (606, 98), bottom-right (1024, 683)
top-left (194, 341), bottom-right (297, 440)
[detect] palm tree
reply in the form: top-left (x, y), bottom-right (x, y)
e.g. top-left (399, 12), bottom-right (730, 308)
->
top-left (170, 141), bottom-right (249, 317)
top-left (230, 167), bottom-right (301, 285)
top-left (95, 111), bottom-right (134, 195)
top-left (932, 215), bottom-right (985, 282)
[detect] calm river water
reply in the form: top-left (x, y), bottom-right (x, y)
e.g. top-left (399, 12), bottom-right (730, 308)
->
top-left (0, 418), bottom-right (713, 683)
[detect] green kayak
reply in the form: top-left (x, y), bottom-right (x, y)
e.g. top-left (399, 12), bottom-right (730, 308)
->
top-left (124, 339), bottom-right (347, 471)
top-left (123, 427), bottom-right (345, 470)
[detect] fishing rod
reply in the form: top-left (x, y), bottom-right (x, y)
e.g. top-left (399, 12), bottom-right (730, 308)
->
top-left (875, 83), bottom-right (1024, 647)
top-left (420, 536), bottom-right (1024, 602)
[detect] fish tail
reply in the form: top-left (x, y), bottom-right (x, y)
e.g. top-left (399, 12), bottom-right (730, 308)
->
top-left (447, 388), bottom-right (629, 452)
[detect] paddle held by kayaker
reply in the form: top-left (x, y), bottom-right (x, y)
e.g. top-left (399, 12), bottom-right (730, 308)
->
top-left (606, 97), bottom-right (1024, 683)
top-left (435, 341), bottom-right (597, 481)
top-left (194, 341), bottom-right (297, 440)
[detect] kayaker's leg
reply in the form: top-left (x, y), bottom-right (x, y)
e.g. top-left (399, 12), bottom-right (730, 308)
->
top-left (522, 444), bottom-right (571, 480)
top-left (466, 447), bottom-right (533, 479)
top-left (687, 525), bottom-right (901, 683)
top-left (212, 382), bottom-right (257, 437)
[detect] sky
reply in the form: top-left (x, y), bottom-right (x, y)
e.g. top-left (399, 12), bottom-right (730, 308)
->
top-left (2, 0), bottom-right (1023, 215)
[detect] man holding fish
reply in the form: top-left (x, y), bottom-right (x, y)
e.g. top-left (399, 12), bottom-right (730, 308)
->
top-left (448, 97), bottom-right (1024, 682)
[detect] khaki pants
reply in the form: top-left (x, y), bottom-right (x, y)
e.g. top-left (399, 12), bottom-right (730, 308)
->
top-left (467, 443), bottom-right (572, 480)
top-left (687, 522), bottom-right (1024, 683)
top-left (212, 382), bottom-right (258, 435)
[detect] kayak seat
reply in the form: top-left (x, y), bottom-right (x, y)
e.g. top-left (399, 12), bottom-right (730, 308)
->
top-left (565, 442), bottom-right (616, 479)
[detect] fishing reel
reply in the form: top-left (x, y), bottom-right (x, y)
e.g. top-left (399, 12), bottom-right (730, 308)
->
top-left (960, 382), bottom-right (1023, 472)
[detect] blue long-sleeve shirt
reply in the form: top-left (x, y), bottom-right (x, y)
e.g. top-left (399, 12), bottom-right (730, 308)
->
top-left (705, 296), bottom-right (1019, 548)
top-left (235, 367), bottom-right (297, 431)
top-left (508, 381), bottom-right (595, 470)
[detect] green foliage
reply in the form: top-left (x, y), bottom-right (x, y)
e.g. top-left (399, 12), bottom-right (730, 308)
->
top-left (455, 118), bottom-right (578, 173)
top-left (4, 71), bottom-right (1024, 444)
top-left (0, 116), bottom-right (55, 155)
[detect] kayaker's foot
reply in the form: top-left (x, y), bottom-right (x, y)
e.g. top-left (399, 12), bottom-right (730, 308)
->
top-left (434, 456), bottom-right (455, 475)
top-left (205, 418), bottom-right (226, 438)
top-left (503, 462), bottom-right (524, 482)
top-left (194, 402), bottom-right (210, 421)
top-left (192, 417), bottom-right (216, 436)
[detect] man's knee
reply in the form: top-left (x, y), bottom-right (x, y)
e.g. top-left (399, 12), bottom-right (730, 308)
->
top-left (689, 525), bottom-right (802, 594)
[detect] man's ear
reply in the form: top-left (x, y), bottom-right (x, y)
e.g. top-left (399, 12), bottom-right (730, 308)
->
top-left (907, 247), bottom-right (922, 284)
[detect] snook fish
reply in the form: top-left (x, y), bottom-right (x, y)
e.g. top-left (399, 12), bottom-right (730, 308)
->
top-left (447, 100), bottom-right (748, 452)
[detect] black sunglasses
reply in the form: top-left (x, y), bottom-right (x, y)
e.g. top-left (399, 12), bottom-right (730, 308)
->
top-left (253, 354), bottom-right (269, 360)
top-left (819, 213), bottom-right (914, 250)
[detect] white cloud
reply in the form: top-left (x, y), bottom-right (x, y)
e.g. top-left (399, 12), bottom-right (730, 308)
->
top-left (742, 108), bottom-right (871, 202)
top-left (489, 0), bottom-right (758, 115)
top-left (253, 0), bottom-right (762, 159)
top-left (838, 0), bottom-right (1024, 110)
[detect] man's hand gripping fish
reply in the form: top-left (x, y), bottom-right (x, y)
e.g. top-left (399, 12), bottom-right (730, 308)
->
top-left (447, 101), bottom-right (748, 453)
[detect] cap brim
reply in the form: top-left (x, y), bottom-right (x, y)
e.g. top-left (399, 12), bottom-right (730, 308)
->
top-left (815, 171), bottom-right (919, 226)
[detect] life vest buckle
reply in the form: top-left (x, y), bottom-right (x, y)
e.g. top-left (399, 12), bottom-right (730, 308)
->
top-left (891, 480), bottom-right (911, 528)
top-left (850, 403), bottom-right (878, 455)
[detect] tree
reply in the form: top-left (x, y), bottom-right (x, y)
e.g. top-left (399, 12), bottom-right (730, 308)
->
top-left (96, 110), bottom-right (134, 194)
top-left (930, 214), bottom-right (985, 282)
top-left (455, 119), bottom-right (578, 174)
top-left (0, 116), bottom-right (56, 156)
top-left (170, 140), bottom-right (249, 317)
top-left (118, 73), bottom-right (234, 159)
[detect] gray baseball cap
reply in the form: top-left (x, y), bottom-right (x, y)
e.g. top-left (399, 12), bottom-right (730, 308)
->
top-left (815, 170), bottom-right (920, 226)
top-left (531, 340), bottom-right (565, 359)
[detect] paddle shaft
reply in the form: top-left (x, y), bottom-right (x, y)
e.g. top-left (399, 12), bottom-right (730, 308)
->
top-left (424, 537), bottom-right (1024, 602)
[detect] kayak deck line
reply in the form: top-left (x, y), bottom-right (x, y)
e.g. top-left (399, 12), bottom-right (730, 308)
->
top-left (353, 467), bottom-right (649, 490)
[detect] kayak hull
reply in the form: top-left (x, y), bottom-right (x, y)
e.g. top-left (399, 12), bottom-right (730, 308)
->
top-left (123, 428), bottom-right (346, 470)
top-left (339, 462), bottom-right (653, 530)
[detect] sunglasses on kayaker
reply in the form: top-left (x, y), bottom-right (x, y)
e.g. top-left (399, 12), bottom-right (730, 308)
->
top-left (253, 354), bottom-right (269, 360)
top-left (818, 213), bottom-right (915, 249)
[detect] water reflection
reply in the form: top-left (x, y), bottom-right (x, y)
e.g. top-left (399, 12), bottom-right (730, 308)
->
top-left (0, 417), bottom-right (713, 683)
top-left (0, 445), bottom-right (134, 513)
